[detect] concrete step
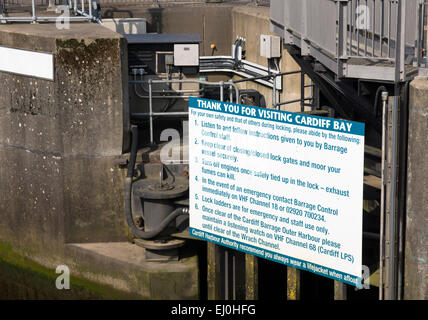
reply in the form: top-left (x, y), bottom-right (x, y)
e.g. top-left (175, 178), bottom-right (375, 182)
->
top-left (66, 241), bottom-right (199, 299)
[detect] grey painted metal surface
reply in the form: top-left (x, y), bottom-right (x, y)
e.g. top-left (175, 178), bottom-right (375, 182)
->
top-left (307, 0), bottom-right (337, 54)
top-left (270, 0), bottom-right (422, 82)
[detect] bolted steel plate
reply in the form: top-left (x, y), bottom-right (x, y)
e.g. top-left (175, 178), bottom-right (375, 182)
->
top-left (132, 179), bottom-right (189, 200)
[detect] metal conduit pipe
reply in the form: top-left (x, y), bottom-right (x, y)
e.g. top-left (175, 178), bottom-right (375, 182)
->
top-left (138, 84), bottom-right (205, 95)
top-left (153, 79), bottom-right (240, 94)
top-left (131, 79), bottom-right (240, 104)
top-left (231, 70), bottom-right (300, 84)
top-left (124, 126), bottom-right (189, 240)
top-left (133, 74), bottom-right (205, 94)
top-left (133, 78), bottom-right (196, 101)
top-left (131, 112), bottom-right (189, 118)
top-left (134, 94), bottom-right (197, 99)
top-left (132, 83), bottom-right (232, 100)
top-left (0, 16), bottom-right (92, 21)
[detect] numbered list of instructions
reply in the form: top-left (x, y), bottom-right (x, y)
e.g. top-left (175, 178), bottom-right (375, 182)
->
top-left (189, 97), bottom-right (365, 287)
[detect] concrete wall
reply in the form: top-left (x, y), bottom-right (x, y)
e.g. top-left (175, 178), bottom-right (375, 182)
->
top-left (404, 77), bottom-right (428, 300)
top-left (0, 24), bottom-right (128, 250)
top-left (0, 23), bottom-right (199, 299)
top-left (0, 2), bottom-right (306, 298)
top-left (102, 3), bottom-right (233, 57)
top-left (231, 5), bottom-right (305, 110)
top-left (101, 3), bottom-right (305, 109)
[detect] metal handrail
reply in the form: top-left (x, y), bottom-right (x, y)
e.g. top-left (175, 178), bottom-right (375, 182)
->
top-left (272, 0), bottom-right (418, 82)
top-left (337, 0), bottom-right (407, 82)
top-left (417, 2), bottom-right (428, 70)
top-left (0, 0), bottom-right (99, 23)
top-left (344, 0), bottom-right (399, 60)
top-left (131, 78), bottom-right (240, 144)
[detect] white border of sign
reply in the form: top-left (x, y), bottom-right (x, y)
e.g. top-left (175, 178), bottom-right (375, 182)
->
top-left (0, 46), bottom-right (54, 81)
top-left (189, 97), bottom-right (365, 288)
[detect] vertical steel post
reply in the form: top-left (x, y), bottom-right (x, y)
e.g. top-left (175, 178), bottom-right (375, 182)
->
top-left (424, 0), bottom-right (427, 66)
top-left (372, 0), bottom-right (376, 57)
top-left (388, 0), bottom-right (392, 58)
top-left (334, 281), bottom-right (347, 300)
top-left (395, 0), bottom-right (406, 82)
top-left (300, 72), bottom-right (305, 112)
top-left (287, 267), bottom-right (301, 300)
top-left (273, 74), bottom-right (277, 109)
top-left (396, 83), bottom-right (408, 300)
top-left (348, 0), bottom-right (352, 56)
top-left (31, 0), bottom-right (36, 23)
top-left (207, 243), bottom-right (222, 300)
top-left (232, 253), bottom-right (236, 300)
top-left (224, 250), bottom-right (229, 300)
top-left (415, 2), bottom-right (422, 67)
top-left (389, 95), bottom-right (399, 300)
top-left (245, 254), bottom-right (258, 300)
top-left (364, 0), bottom-right (368, 56)
top-left (417, 2), bottom-right (424, 67)
top-left (381, 0), bottom-right (384, 57)
top-left (337, 0), bottom-right (348, 78)
top-left (228, 80), bottom-right (233, 102)
top-left (148, 79), bottom-right (153, 144)
top-left (379, 91), bottom-right (388, 300)
top-left (357, 0), bottom-right (361, 55)
top-left (384, 95), bottom-right (399, 300)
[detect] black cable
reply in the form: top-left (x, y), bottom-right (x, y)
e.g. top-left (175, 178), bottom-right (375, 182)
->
top-left (124, 126), bottom-right (188, 240)
top-left (126, 125), bottom-right (139, 178)
top-left (234, 39), bottom-right (242, 69)
top-left (374, 86), bottom-right (388, 117)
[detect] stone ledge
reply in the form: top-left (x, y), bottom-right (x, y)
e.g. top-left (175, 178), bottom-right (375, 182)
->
top-left (66, 242), bottom-right (199, 299)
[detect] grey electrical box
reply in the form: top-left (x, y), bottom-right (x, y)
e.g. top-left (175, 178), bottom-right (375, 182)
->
top-left (260, 35), bottom-right (281, 58)
top-left (174, 44), bottom-right (199, 66)
top-left (165, 54), bottom-right (174, 66)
